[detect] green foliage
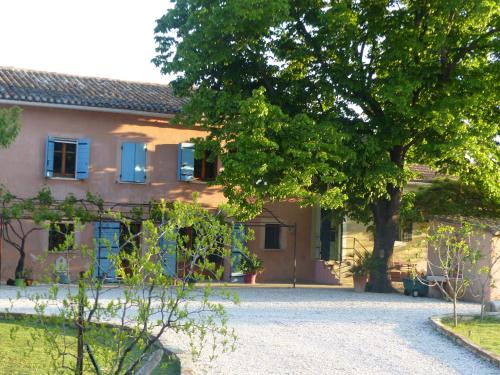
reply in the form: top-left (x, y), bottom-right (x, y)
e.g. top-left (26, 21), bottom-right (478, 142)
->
top-left (8, 196), bottom-right (238, 374)
top-left (442, 316), bottom-right (500, 356)
top-left (239, 252), bottom-right (264, 274)
top-left (0, 316), bottom-right (179, 374)
top-left (346, 251), bottom-right (384, 277)
top-left (0, 106), bottom-right (21, 148)
top-left (154, 0), bottom-right (499, 222)
top-left (403, 179), bottom-right (500, 221)
top-left (427, 222), bottom-right (482, 326)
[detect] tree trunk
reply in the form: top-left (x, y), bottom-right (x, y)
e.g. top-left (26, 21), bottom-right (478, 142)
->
top-left (368, 184), bottom-right (402, 293)
top-left (15, 246), bottom-right (25, 278)
top-left (453, 297), bottom-right (458, 327)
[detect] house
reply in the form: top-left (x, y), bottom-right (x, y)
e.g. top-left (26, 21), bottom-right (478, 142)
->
top-left (0, 67), bottom-right (430, 285)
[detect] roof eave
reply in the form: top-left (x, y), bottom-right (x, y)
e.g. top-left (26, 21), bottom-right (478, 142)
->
top-left (0, 99), bottom-right (177, 119)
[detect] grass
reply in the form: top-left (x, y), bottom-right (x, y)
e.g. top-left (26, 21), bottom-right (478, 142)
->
top-left (0, 316), bottom-right (180, 375)
top-left (442, 316), bottom-right (500, 356)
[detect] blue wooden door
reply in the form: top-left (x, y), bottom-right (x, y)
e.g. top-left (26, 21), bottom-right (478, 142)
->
top-left (159, 225), bottom-right (178, 277)
top-left (94, 221), bottom-right (120, 281)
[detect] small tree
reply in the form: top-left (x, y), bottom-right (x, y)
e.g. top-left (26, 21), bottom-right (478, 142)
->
top-left (0, 187), bottom-right (99, 280)
top-left (11, 197), bottom-right (239, 374)
top-left (0, 187), bottom-right (55, 279)
top-left (424, 223), bottom-right (481, 327)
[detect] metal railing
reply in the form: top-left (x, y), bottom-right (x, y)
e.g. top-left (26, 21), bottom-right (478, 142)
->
top-left (323, 236), bottom-right (370, 283)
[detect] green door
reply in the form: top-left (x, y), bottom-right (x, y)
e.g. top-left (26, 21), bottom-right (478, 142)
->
top-left (320, 209), bottom-right (342, 261)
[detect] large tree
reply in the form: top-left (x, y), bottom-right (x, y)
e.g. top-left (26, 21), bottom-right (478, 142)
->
top-left (154, 0), bottom-right (499, 292)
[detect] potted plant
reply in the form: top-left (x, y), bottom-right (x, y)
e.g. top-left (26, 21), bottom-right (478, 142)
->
top-left (347, 252), bottom-right (382, 292)
top-left (54, 262), bottom-right (70, 284)
top-left (14, 271), bottom-right (25, 287)
top-left (24, 268), bottom-right (33, 286)
top-left (240, 253), bottom-right (264, 284)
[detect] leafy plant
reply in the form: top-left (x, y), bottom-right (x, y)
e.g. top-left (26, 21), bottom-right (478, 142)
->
top-left (420, 223), bottom-right (481, 327)
top-left (9, 196), bottom-right (239, 374)
top-left (240, 252), bottom-right (264, 275)
top-left (346, 251), bottom-right (383, 278)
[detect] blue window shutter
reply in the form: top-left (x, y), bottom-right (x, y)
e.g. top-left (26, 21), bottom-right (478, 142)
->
top-left (231, 223), bottom-right (247, 277)
top-left (76, 138), bottom-right (91, 180)
top-left (133, 143), bottom-right (147, 183)
top-left (44, 136), bottom-right (55, 178)
top-left (120, 143), bottom-right (136, 182)
top-left (159, 225), bottom-right (178, 277)
top-left (178, 143), bottom-right (195, 181)
top-left (94, 221), bottom-right (120, 281)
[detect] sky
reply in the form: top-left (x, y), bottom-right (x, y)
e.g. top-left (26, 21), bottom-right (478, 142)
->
top-left (0, 0), bottom-right (174, 84)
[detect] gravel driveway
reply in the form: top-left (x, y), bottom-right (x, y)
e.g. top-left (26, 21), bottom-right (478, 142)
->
top-left (1, 285), bottom-right (498, 375)
top-left (184, 287), bottom-right (499, 375)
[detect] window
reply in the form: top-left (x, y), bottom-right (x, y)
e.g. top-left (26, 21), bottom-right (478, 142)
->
top-left (177, 143), bottom-right (218, 182)
top-left (265, 224), bottom-right (281, 249)
top-left (119, 222), bottom-right (141, 254)
top-left (194, 151), bottom-right (217, 181)
top-left (45, 137), bottom-right (90, 179)
top-left (48, 223), bottom-right (75, 252)
top-left (53, 141), bottom-right (76, 177)
top-left (120, 142), bottom-right (147, 183)
top-left (398, 222), bottom-right (413, 242)
top-left (179, 226), bottom-right (195, 249)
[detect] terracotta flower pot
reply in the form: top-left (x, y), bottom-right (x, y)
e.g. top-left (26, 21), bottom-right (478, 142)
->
top-left (243, 273), bottom-right (257, 284)
top-left (353, 275), bottom-right (368, 292)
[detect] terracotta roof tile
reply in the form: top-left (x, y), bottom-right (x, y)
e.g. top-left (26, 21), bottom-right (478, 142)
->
top-left (0, 67), bottom-right (186, 115)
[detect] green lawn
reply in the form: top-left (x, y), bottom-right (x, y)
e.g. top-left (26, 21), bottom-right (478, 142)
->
top-left (443, 316), bottom-right (500, 356)
top-left (0, 316), bottom-right (179, 375)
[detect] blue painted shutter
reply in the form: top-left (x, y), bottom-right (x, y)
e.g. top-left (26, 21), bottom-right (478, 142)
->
top-left (231, 223), bottom-right (247, 279)
top-left (177, 143), bottom-right (195, 181)
top-left (44, 136), bottom-right (55, 178)
top-left (94, 221), bottom-right (120, 281)
top-left (133, 143), bottom-right (147, 182)
top-left (76, 138), bottom-right (91, 180)
top-left (120, 143), bottom-right (136, 182)
top-left (121, 142), bottom-right (146, 183)
top-left (159, 225), bottom-right (178, 277)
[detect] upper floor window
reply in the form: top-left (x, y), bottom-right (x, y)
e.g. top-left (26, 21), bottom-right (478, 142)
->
top-left (45, 137), bottom-right (90, 179)
top-left (194, 150), bottom-right (217, 181)
top-left (264, 224), bottom-right (281, 249)
top-left (53, 141), bottom-right (76, 178)
top-left (120, 142), bottom-right (147, 183)
top-left (178, 143), bottom-right (218, 182)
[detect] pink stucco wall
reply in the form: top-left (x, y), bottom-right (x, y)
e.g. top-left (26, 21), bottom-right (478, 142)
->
top-left (0, 105), bottom-right (317, 283)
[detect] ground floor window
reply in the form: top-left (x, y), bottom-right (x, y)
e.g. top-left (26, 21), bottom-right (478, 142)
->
top-left (264, 224), bottom-right (281, 249)
top-left (119, 222), bottom-right (141, 253)
top-left (48, 223), bottom-right (75, 252)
